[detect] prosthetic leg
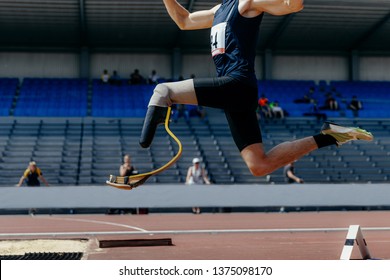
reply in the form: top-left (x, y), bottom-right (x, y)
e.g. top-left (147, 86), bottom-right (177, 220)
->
top-left (106, 107), bottom-right (182, 190)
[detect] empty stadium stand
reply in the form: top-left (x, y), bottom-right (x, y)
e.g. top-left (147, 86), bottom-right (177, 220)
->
top-left (91, 80), bottom-right (151, 117)
top-left (13, 78), bottom-right (88, 117)
top-left (0, 78), bottom-right (18, 116)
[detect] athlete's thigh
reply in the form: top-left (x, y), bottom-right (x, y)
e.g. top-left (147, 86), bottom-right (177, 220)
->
top-left (224, 109), bottom-right (262, 152)
top-left (194, 76), bottom-right (257, 110)
top-left (163, 79), bottom-right (198, 105)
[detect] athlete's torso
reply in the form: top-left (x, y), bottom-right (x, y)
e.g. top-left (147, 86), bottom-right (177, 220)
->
top-left (211, 0), bottom-right (263, 86)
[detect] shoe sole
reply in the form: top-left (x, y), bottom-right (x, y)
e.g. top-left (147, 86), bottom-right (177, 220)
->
top-left (321, 122), bottom-right (373, 141)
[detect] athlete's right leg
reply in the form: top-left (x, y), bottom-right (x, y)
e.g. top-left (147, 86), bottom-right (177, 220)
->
top-left (140, 79), bottom-right (198, 148)
top-left (140, 76), bottom-right (254, 148)
top-left (148, 79), bottom-right (198, 107)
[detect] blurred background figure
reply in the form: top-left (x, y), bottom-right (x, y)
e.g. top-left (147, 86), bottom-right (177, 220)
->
top-left (258, 94), bottom-right (272, 119)
top-left (17, 161), bottom-right (49, 187)
top-left (186, 158), bottom-right (211, 214)
top-left (270, 101), bottom-right (285, 119)
top-left (101, 69), bottom-right (110, 84)
top-left (148, 69), bottom-right (159, 85)
top-left (129, 69), bottom-right (144, 85)
top-left (110, 70), bottom-right (121, 85)
top-left (348, 95), bottom-right (362, 118)
top-left (119, 154), bottom-right (138, 177)
top-left (283, 161), bottom-right (304, 184)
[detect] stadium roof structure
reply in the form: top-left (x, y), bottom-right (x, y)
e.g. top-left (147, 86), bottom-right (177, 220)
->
top-left (0, 0), bottom-right (389, 54)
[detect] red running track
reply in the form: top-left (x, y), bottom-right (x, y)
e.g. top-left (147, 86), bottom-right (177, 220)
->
top-left (0, 211), bottom-right (389, 260)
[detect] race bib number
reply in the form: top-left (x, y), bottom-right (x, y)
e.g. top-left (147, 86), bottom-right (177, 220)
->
top-left (210, 22), bottom-right (227, 57)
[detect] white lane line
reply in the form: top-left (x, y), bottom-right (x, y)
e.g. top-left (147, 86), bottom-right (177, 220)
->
top-left (1, 227), bottom-right (390, 238)
top-left (38, 216), bottom-right (148, 232)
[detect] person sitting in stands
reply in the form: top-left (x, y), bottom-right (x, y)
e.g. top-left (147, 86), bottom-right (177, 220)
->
top-left (258, 94), bottom-right (272, 119)
top-left (270, 101), bottom-right (285, 119)
top-left (110, 70), bottom-right (121, 85)
top-left (119, 154), bottom-right (138, 177)
top-left (101, 69), bottom-right (110, 84)
top-left (295, 87), bottom-right (315, 104)
top-left (321, 93), bottom-right (338, 110)
top-left (303, 99), bottom-right (327, 122)
top-left (348, 96), bottom-right (362, 118)
top-left (129, 69), bottom-right (144, 85)
top-left (148, 70), bottom-right (160, 85)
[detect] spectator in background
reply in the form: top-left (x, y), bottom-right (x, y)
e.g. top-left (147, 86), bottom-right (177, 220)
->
top-left (110, 70), bottom-right (121, 86)
top-left (321, 93), bottom-right (338, 110)
top-left (186, 158), bottom-right (211, 214)
top-left (129, 69), bottom-right (144, 85)
top-left (172, 104), bottom-right (190, 123)
top-left (148, 70), bottom-right (160, 85)
top-left (294, 87), bottom-right (315, 104)
top-left (283, 161), bottom-right (304, 184)
top-left (303, 99), bottom-right (327, 122)
top-left (270, 101), bottom-right (285, 119)
top-left (348, 96), bottom-right (362, 118)
top-left (258, 94), bottom-right (272, 119)
top-left (294, 94), bottom-right (312, 104)
top-left (101, 69), bottom-right (110, 84)
top-left (119, 154), bottom-right (138, 177)
top-left (194, 105), bottom-right (209, 124)
top-left (17, 161), bottom-right (49, 187)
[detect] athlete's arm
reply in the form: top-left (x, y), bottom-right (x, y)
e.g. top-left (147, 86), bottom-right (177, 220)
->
top-left (163, 0), bottom-right (220, 30)
top-left (243, 0), bottom-right (303, 16)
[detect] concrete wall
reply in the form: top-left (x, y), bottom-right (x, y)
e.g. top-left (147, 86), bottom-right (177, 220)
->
top-left (0, 52), bottom-right (79, 79)
top-left (360, 56), bottom-right (390, 81)
top-left (0, 51), bottom-right (389, 82)
top-left (272, 55), bottom-right (349, 82)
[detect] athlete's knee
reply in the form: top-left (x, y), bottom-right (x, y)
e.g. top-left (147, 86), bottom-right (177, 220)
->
top-left (247, 162), bottom-right (271, 177)
top-left (149, 83), bottom-right (172, 107)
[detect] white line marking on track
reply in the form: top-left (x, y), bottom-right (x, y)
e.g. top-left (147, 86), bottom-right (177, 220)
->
top-left (38, 216), bottom-right (148, 232)
top-left (1, 227), bottom-right (390, 238)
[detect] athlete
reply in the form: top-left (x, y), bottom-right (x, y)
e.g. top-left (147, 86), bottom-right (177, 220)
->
top-left (139, 0), bottom-right (373, 178)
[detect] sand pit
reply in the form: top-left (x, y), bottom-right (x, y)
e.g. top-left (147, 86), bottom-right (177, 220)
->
top-left (0, 239), bottom-right (90, 255)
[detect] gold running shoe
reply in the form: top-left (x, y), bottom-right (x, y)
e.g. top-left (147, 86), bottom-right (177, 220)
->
top-left (321, 121), bottom-right (374, 146)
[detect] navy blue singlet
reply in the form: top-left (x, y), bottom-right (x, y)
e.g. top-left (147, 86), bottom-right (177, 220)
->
top-left (211, 0), bottom-right (263, 87)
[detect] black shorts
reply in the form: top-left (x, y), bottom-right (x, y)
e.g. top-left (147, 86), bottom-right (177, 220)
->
top-left (194, 76), bottom-right (262, 151)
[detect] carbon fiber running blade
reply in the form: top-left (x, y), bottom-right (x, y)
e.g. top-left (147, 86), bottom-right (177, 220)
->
top-left (106, 175), bottom-right (150, 190)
